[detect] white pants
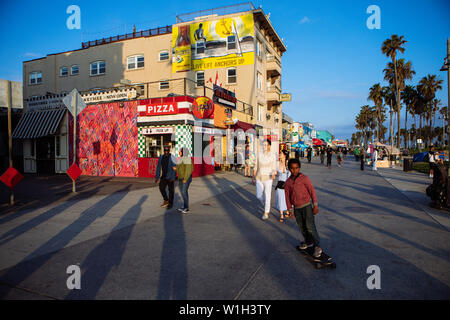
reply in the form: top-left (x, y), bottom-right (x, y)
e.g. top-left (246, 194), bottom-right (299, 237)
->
top-left (256, 179), bottom-right (273, 213)
top-left (372, 160), bottom-right (377, 171)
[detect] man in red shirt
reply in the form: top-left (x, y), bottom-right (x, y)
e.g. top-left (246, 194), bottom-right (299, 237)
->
top-left (285, 158), bottom-right (322, 258)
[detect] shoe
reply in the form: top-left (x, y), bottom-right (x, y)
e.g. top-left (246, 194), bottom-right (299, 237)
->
top-left (161, 201), bottom-right (169, 208)
top-left (181, 208), bottom-right (190, 214)
top-left (299, 242), bottom-right (313, 250)
top-left (261, 213), bottom-right (269, 220)
top-left (313, 246), bottom-right (323, 258)
top-left (177, 208), bottom-right (185, 212)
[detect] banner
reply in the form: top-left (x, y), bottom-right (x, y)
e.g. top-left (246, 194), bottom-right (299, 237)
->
top-left (172, 13), bottom-right (254, 73)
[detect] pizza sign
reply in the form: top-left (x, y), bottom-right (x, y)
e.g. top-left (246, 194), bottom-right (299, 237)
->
top-left (192, 96), bottom-right (214, 119)
top-left (145, 103), bottom-right (178, 116)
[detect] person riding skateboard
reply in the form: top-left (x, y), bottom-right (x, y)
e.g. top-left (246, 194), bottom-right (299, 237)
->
top-left (285, 158), bottom-right (323, 258)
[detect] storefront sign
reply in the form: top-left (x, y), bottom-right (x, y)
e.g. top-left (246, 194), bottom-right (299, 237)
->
top-left (142, 127), bottom-right (174, 135)
top-left (193, 126), bottom-right (225, 135)
top-left (144, 103), bottom-right (178, 116)
top-left (192, 96), bottom-right (214, 119)
top-left (280, 93), bottom-right (292, 102)
top-left (213, 84), bottom-right (237, 109)
top-left (82, 89), bottom-right (136, 103)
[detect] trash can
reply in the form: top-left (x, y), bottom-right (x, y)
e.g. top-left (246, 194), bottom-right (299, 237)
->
top-left (403, 156), bottom-right (413, 172)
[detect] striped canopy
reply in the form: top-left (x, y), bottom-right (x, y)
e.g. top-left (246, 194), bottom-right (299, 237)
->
top-left (12, 108), bottom-right (66, 139)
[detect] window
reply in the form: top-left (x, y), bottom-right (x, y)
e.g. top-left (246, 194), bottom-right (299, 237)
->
top-left (196, 41), bottom-right (205, 54)
top-left (159, 50), bottom-right (169, 61)
top-left (127, 55), bottom-right (144, 70)
top-left (90, 61), bottom-right (106, 76)
top-left (71, 65), bottom-right (79, 75)
top-left (227, 68), bottom-right (237, 84)
top-left (256, 40), bottom-right (262, 58)
top-left (60, 67), bottom-right (68, 77)
top-left (29, 71), bottom-right (42, 84)
top-left (227, 35), bottom-right (236, 50)
top-left (196, 71), bottom-right (205, 87)
top-left (257, 104), bottom-right (263, 122)
top-left (159, 80), bottom-right (170, 90)
top-left (257, 72), bottom-right (263, 91)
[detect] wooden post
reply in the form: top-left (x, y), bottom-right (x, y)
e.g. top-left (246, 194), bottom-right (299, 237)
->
top-left (6, 80), bottom-right (14, 205)
top-left (72, 92), bottom-right (77, 192)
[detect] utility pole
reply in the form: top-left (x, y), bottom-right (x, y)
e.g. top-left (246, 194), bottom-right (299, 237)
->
top-left (6, 80), bottom-right (14, 205)
top-left (72, 92), bottom-right (77, 192)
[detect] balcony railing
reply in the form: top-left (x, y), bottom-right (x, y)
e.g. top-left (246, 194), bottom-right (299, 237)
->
top-left (81, 26), bottom-right (172, 49)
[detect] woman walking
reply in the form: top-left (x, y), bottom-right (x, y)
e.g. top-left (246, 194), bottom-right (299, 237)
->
top-left (252, 139), bottom-right (277, 220)
top-left (275, 150), bottom-right (290, 222)
top-left (176, 147), bottom-right (194, 214)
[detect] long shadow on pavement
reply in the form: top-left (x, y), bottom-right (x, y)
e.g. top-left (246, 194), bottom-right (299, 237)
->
top-left (0, 185), bottom-right (131, 299)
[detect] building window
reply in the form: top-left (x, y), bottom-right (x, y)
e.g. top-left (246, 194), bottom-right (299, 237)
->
top-left (127, 55), bottom-right (144, 70)
top-left (29, 71), bottom-right (42, 85)
top-left (196, 71), bottom-right (205, 87)
top-left (159, 80), bottom-right (170, 90)
top-left (71, 65), bottom-right (79, 75)
top-left (257, 72), bottom-right (263, 91)
top-left (256, 40), bottom-right (262, 59)
top-left (60, 67), bottom-right (68, 77)
top-left (227, 35), bottom-right (236, 50)
top-left (159, 50), bottom-right (169, 61)
top-left (257, 104), bottom-right (263, 122)
top-left (90, 61), bottom-right (106, 76)
top-left (227, 68), bottom-right (237, 84)
top-left (196, 41), bottom-right (205, 54)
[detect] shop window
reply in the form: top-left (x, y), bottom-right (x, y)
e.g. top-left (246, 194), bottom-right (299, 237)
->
top-left (90, 61), bottom-right (106, 76)
top-left (127, 55), bottom-right (144, 70)
top-left (56, 136), bottom-right (61, 156)
top-left (227, 35), bottom-right (236, 50)
top-left (159, 50), bottom-right (169, 61)
top-left (60, 67), bottom-right (68, 77)
top-left (71, 65), bottom-right (79, 75)
top-left (196, 71), bottom-right (205, 87)
top-left (227, 68), bottom-right (237, 84)
top-left (29, 72), bottom-right (42, 85)
top-left (145, 134), bottom-right (173, 158)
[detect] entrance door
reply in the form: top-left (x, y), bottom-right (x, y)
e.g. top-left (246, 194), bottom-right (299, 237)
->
top-left (23, 139), bottom-right (36, 173)
top-left (36, 137), bottom-right (55, 174)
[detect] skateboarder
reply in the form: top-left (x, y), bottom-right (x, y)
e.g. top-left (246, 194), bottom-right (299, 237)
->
top-left (285, 158), bottom-right (323, 258)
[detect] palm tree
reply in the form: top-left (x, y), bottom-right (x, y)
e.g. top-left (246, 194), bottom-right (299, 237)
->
top-left (382, 34), bottom-right (407, 148)
top-left (417, 74), bottom-right (443, 146)
top-left (368, 83), bottom-right (384, 142)
top-left (382, 85), bottom-right (396, 148)
top-left (402, 85), bottom-right (417, 148)
top-left (383, 59), bottom-right (415, 148)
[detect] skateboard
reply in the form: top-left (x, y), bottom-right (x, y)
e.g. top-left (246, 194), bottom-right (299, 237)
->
top-left (296, 245), bottom-right (336, 269)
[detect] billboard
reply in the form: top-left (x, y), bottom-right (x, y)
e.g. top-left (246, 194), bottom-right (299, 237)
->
top-left (172, 13), bottom-right (255, 73)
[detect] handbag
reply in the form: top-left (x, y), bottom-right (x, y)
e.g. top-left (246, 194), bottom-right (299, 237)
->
top-left (275, 180), bottom-right (285, 190)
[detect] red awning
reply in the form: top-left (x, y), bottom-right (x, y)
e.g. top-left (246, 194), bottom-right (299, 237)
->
top-left (232, 121), bottom-right (255, 131)
top-left (313, 138), bottom-right (323, 146)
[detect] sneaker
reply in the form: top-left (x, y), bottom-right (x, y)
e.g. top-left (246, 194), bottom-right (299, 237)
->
top-left (261, 213), bottom-right (269, 220)
top-left (161, 201), bottom-right (169, 208)
top-left (177, 208), bottom-right (185, 212)
top-left (313, 246), bottom-right (323, 258)
top-left (181, 208), bottom-right (190, 214)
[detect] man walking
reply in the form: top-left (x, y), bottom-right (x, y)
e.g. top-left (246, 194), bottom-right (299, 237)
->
top-left (320, 147), bottom-right (325, 165)
top-left (372, 147), bottom-right (378, 171)
top-left (155, 146), bottom-right (177, 209)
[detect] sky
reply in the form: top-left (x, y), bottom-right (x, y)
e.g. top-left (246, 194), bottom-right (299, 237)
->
top-left (0, 0), bottom-right (449, 141)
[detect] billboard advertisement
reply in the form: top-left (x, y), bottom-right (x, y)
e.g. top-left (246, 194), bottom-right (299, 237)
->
top-left (172, 13), bottom-right (255, 73)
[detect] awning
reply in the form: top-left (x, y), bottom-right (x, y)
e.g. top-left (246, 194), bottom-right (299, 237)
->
top-left (12, 108), bottom-right (66, 139)
top-left (232, 121), bottom-right (255, 131)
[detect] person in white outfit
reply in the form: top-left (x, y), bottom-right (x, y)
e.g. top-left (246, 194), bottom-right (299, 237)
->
top-left (372, 147), bottom-right (378, 171)
top-left (252, 139), bottom-right (277, 220)
top-left (275, 150), bottom-right (290, 222)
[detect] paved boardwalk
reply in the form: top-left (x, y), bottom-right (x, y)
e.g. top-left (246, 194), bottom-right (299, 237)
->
top-left (0, 157), bottom-right (449, 299)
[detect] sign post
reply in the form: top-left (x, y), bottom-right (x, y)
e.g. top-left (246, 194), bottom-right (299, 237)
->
top-left (63, 89), bottom-right (86, 193)
top-left (6, 81), bottom-right (14, 204)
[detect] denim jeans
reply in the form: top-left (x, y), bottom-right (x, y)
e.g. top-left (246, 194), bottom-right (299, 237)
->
top-left (294, 204), bottom-right (320, 247)
top-left (179, 176), bottom-right (192, 209)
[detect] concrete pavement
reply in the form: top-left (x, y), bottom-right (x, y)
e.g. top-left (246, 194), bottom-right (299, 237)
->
top-left (0, 157), bottom-right (449, 299)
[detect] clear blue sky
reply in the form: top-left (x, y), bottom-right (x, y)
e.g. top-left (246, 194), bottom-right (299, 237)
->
top-left (0, 0), bottom-right (449, 140)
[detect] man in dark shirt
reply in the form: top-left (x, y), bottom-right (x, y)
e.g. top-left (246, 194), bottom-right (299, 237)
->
top-left (155, 146), bottom-right (176, 209)
top-left (326, 147), bottom-right (333, 169)
top-left (320, 147), bottom-right (325, 164)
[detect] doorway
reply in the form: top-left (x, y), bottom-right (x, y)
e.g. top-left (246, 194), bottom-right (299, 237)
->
top-left (36, 136), bottom-right (55, 174)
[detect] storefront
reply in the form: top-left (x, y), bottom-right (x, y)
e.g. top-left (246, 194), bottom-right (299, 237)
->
top-left (136, 95), bottom-right (217, 178)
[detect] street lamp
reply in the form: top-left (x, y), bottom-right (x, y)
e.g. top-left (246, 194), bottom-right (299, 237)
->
top-left (440, 39), bottom-right (450, 176)
top-left (439, 112), bottom-right (447, 147)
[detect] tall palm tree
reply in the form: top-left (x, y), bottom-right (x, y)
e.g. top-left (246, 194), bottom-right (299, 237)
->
top-left (382, 85), bottom-right (396, 148)
top-left (417, 74), bottom-right (443, 146)
top-left (368, 83), bottom-right (384, 142)
top-left (402, 85), bottom-right (417, 148)
top-left (383, 58), bottom-right (415, 148)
